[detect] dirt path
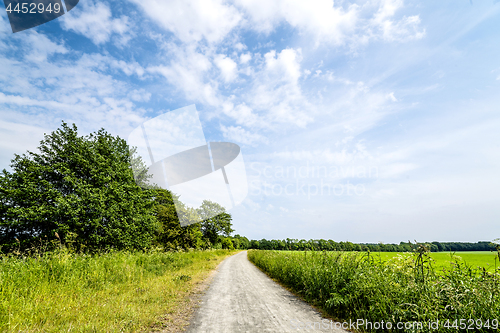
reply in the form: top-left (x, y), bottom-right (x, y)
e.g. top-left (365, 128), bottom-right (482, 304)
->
top-left (186, 251), bottom-right (348, 332)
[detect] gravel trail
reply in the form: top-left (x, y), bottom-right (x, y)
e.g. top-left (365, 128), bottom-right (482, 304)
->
top-left (186, 251), bottom-right (349, 333)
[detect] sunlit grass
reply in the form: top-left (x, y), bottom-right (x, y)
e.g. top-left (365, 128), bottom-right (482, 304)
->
top-left (0, 249), bottom-right (237, 332)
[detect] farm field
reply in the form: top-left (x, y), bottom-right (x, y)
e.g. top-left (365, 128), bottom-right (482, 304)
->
top-left (275, 250), bottom-right (499, 272)
top-left (372, 251), bottom-right (499, 273)
top-left (249, 250), bottom-right (500, 333)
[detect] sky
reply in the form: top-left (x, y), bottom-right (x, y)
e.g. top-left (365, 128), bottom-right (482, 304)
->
top-left (0, 0), bottom-right (499, 243)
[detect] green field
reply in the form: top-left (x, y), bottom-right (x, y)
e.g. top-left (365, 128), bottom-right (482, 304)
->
top-left (372, 251), bottom-right (500, 273)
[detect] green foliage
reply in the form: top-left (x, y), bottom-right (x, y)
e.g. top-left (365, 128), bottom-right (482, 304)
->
top-left (221, 237), bottom-right (234, 250)
top-left (153, 189), bottom-right (204, 250)
top-left (233, 234), bottom-right (250, 249)
top-left (249, 250), bottom-right (500, 333)
top-left (197, 200), bottom-right (234, 246)
top-left (0, 122), bottom-right (156, 251)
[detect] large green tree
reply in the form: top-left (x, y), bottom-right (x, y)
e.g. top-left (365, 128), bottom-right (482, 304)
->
top-left (0, 122), bottom-right (157, 251)
top-left (197, 200), bottom-right (234, 246)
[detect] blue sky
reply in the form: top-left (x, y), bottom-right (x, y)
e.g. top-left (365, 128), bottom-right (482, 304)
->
top-left (1, 0), bottom-right (499, 243)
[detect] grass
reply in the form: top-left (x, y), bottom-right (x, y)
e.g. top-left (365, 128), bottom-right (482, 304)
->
top-left (368, 251), bottom-right (500, 273)
top-left (0, 248), bottom-right (237, 332)
top-left (248, 249), bottom-right (500, 333)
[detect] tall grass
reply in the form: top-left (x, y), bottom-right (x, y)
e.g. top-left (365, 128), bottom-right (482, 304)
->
top-left (248, 249), bottom-right (500, 332)
top-left (0, 247), bottom-right (236, 332)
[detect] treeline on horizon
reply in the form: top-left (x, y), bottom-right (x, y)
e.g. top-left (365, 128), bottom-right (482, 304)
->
top-left (229, 237), bottom-right (497, 252)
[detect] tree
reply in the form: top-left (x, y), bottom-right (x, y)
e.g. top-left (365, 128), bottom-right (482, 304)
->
top-left (249, 240), bottom-right (260, 249)
top-left (221, 237), bottom-right (234, 249)
top-left (0, 122), bottom-right (156, 251)
top-left (153, 189), bottom-right (204, 250)
top-left (196, 200), bottom-right (234, 246)
top-left (233, 234), bottom-right (249, 249)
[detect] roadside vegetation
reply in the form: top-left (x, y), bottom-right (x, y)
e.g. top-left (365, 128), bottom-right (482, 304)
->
top-left (0, 247), bottom-right (236, 332)
top-left (0, 122), bottom-right (240, 331)
top-left (248, 244), bottom-right (500, 333)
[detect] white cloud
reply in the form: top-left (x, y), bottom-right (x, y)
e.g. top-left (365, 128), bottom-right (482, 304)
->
top-left (370, 0), bottom-right (425, 42)
top-left (123, 0), bottom-right (424, 135)
top-left (147, 45), bottom-right (219, 106)
top-left (0, 119), bottom-right (48, 170)
top-left (0, 11), bottom-right (10, 35)
top-left (264, 48), bottom-right (302, 84)
top-left (236, 0), bottom-right (359, 45)
top-left (221, 124), bottom-right (267, 146)
top-left (240, 53), bottom-right (252, 64)
top-left (219, 48), bottom-right (318, 129)
top-left (128, 89), bottom-right (151, 102)
top-left (127, 0), bottom-right (423, 49)
top-left (109, 59), bottom-right (145, 77)
top-left (61, 1), bottom-right (131, 45)
top-left (222, 102), bottom-right (259, 126)
top-left (235, 0), bottom-right (424, 47)
top-left (272, 145), bottom-right (373, 166)
top-left (0, 92), bottom-right (74, 110)
top-left (0, 42), bottom-right (152, 157)
top-left (22, 32), bottom-right (68, 62)
top-left (234, 42), bottom-right (246, 51)
top-left (128, 0), bottom-right (242, 44)
top-left (214, 54), bottom-right (238, 83)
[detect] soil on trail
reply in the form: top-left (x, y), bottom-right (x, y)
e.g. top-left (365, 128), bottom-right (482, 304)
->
top-left (186, 251), bottom-right (348, 333)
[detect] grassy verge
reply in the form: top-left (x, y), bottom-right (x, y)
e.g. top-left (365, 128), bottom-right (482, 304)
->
top-left (248, 250), bottom-right (500, 333)
top-left (0, 249), bottom-right (237, 332)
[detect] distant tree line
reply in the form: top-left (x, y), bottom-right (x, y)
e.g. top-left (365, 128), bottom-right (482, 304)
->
top-left (0, 123), bottom-right (235, 253)
top-left (227, 238), bottom-right (497, 252)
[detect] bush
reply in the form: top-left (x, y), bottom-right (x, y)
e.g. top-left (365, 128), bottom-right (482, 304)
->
top-left (221, 237), bottom-right (234, 250)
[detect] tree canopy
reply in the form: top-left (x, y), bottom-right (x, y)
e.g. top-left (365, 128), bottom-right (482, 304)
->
top-left (197, 200), bottom-right (234, 246)
top-left (0, 122), bottom-right (157, 251)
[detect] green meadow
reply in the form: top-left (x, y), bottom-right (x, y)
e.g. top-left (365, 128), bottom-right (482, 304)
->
top-left (373, 251), bottom-right (499, 273)
top-left (0, 249), bottom-right (237, 332)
